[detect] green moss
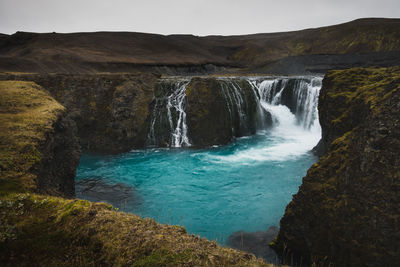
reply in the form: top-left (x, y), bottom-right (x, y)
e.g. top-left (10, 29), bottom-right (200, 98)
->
top-left (0, 193), bottom-right (271, 266)
top-left (275, 66), bottom-right (400, 266)
top-left (327, 67), bottom-right (400, 107)
top-left (0, 81), bottom-right (65, 195)
top-left (322, 67), bottom-right (400, 137)
top-left (56, 199), bottom-right (91, 222)
top-left (89, 100), bottom-right (97, 111)
top-left (331, 131), bottom-right (352, 146)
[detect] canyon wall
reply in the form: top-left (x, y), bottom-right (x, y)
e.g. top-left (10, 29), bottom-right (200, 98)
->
top-left (1, 74), bottom-right (321, 151)
top-left (272, 67), bottom-right (400, 266)
top-left (1, 67), bottom-right (399, 266)
top-left (0, 73), bottom-right (159, 153)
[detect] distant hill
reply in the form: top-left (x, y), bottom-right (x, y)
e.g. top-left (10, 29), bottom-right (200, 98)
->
top-left (1, 18), bottom-right (400, 74)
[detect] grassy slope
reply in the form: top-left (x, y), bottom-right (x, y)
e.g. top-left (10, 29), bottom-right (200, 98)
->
top-left (231, 18), bottom-right (400, 66)
top-left (0, 81), bottom-right (271, 266)
top-left (1, 193), bottom-right (271, 266)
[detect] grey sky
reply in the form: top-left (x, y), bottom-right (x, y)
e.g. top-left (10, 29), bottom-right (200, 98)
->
top-left (1, 0), bottom-right (399, 36)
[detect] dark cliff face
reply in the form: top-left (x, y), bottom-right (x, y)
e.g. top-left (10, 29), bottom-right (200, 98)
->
top-left (0, 73), bottom-right (159, 153)
top-left (185, 78), bottom-right (260, 147)
top-left (272, 67), bottom-right (400, 266)
top-left (109, 77), bottom-right (157, 150)
top-left (36, 113), bottom-right (80, 197)
top-left (186, 78), bottom-right (234, 147)
top-left (34, 73), bottom-right (158, 153)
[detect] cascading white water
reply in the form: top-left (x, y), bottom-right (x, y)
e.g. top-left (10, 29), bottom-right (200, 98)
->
top-left (148, 80), bottom-right (191, 147)
top-left (245, 76), bottom-right (322, 161)
top-left (220, 80), bottom-right (249, 134)
top-left (149, 76), bottom-right (322, 152)
top-left (209, 76), bottom-right (322, 163)
top-left (293, 78), bottom-right (322, 129)
top-left (250, 77), bottom-right (322, 131)
top-left (167, 81), bottom-right (191, 147)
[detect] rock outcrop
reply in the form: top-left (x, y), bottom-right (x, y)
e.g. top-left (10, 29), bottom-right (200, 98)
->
top-left (186, 78), bottom-right (234, 146)
top-left (272, 67), bottom-right (400, 266)
top-left (185, 78), bottom-right (259, 147)
top-left (0, 73), bottom-right (159, 153)
top-left (0, 81), bottom-right (80, 197)
top-left (36, 113), bottom-right (80, 197)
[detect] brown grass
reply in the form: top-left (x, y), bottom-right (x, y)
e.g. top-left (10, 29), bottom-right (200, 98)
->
top-left (0, 81), bottom-right (64, 194)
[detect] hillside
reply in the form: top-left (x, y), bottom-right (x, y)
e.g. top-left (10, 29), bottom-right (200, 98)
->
top-left (1, 18), bottom-right (400, 74)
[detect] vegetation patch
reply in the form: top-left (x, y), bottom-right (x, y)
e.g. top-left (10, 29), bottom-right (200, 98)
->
top-left (0, 81), bottom-right (64, 195)
top-left (0, 193), bottom-right (271, 266)
top-left (273, 67), bottom-right (400, 266)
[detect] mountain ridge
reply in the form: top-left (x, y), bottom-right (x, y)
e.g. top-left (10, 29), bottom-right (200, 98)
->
top-left (1, 18), bottom-right (399, 74)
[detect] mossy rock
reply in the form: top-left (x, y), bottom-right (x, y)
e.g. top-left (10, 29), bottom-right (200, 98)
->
top-left (0, 81), bottom-right (65, 195)
top-left (274, 67), bottom-right (400, 266)
top-left (0, 193), bottom-right (271, 266)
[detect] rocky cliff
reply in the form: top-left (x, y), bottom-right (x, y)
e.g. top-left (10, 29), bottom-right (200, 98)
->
top-left (186, 78), bottom-right (260, 146)
top-left (0, 81), bottom-right (80, 197)
top-left (0, 73), bottom-right (159, 153)
top-left (185, 78), bottom-right (234, 146)
top-left (272, 67), bottom-right (400, 266)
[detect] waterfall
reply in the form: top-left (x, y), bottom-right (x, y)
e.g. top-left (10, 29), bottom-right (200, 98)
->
top-left (168, 82), bottom-right (191, 147)
top-left (204, 77), bottom-right (323, 163)
top-left (148, 76), bottom-right (323, 148)
top-left (293, 78), bottom-right (322, 129)
top-left (148, 79), bottom-right (191, 147)
top-left (219, 79), bottom-right (256, 136)
top-left (249, 76), bottom-right (322, 131)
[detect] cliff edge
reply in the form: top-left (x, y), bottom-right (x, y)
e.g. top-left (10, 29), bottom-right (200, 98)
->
top-left (272, 67), bottom-right (400, 266)
top-left (0, 81), bottom-right (80, 197)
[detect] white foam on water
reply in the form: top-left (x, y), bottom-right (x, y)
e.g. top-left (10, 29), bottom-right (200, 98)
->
top-left (150, 76), bottom-right (322, 158)
top-left (207, 77), bottom-right (322, 164)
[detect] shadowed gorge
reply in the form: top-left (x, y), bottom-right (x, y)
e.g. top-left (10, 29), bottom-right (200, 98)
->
top-left (75, 75), bottom-right (322, 264)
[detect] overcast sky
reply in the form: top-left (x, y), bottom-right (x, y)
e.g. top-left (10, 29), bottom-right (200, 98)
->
top-left (1, 0), bottom-right (399, 36)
